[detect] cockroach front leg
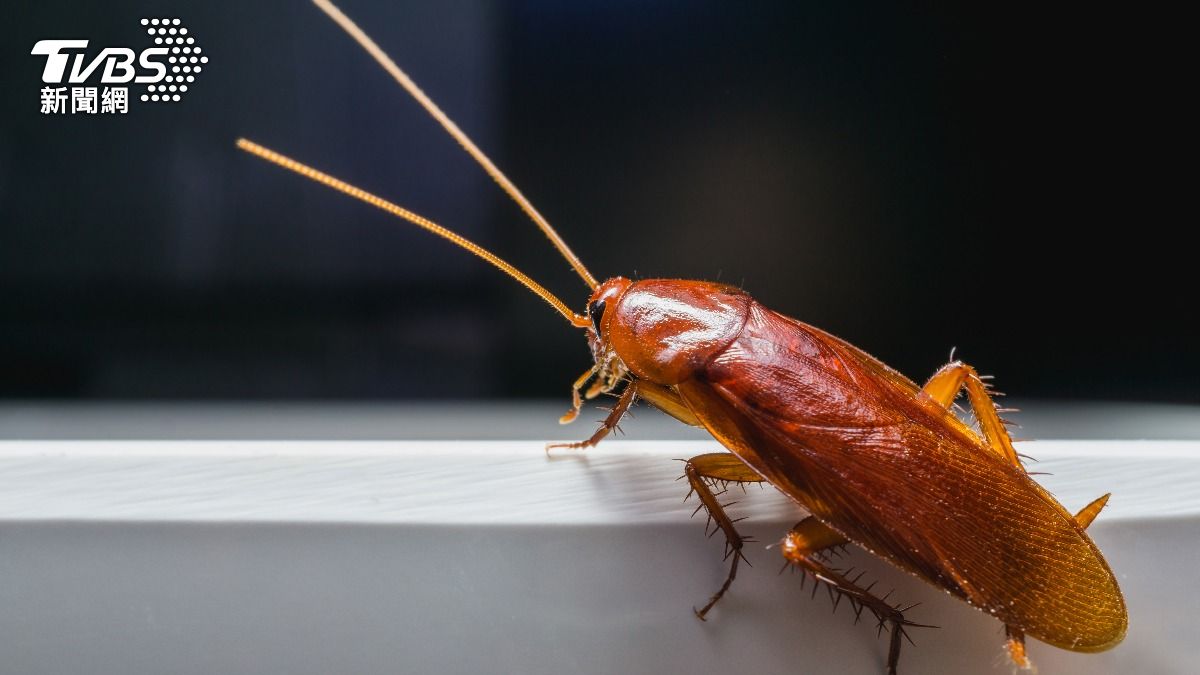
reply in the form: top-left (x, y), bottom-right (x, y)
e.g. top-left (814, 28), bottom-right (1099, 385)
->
top-left (558, 365), bottom-right (598, 424)
top-left (781, 517), bottom-right (924, 675)
top-left (683, 452), bottom-right (767, 619)
top-left (548, 381), bottom-right (637, 450)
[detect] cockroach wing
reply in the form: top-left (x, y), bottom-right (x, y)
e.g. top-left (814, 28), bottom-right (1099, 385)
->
top-left (675, 302), bottom-right (1127, 651)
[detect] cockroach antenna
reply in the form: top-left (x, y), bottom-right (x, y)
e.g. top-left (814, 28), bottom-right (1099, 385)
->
top-left (235, 140), bottom-right (589, 328)
top-left (309, 0), bottom-right (599, 291)
top-left (240, 1), bottom-right (603, 324)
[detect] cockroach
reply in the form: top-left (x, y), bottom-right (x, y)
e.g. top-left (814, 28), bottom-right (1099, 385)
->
top-left (237, 2), bottom-right (1127, 672)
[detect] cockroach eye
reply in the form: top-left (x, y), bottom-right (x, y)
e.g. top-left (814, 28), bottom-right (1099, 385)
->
top-left (588, 299), bottom-right (606, 333)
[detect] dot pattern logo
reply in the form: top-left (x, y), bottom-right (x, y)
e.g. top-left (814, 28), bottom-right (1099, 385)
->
top-left (140, 17), bottom-right (207, 104)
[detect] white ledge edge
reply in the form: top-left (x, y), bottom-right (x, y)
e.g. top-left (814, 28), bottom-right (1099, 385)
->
top-left (1, 440), bottom-right (1193, 524)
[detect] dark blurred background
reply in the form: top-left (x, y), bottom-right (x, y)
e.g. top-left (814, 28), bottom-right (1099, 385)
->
top-left (1, 1), bottom-right (1192, 403)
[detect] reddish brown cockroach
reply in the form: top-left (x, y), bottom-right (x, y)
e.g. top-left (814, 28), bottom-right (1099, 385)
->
top-left (237, 2), bottom-right (1127, 672)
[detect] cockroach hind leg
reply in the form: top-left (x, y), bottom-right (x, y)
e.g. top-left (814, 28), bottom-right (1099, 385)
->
top-left (682, 453), bottom-right (766, 620)
top-left (921, 361), bottom-right (1023, 470)
top-left (1004, 625), bottom-right (1036, 672)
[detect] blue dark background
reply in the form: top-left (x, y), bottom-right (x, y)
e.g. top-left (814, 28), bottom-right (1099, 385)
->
top-left (1, 1), bottom-right (1191, 402)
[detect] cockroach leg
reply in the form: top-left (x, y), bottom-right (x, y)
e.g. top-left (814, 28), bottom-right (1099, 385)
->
top-left (583, 377), bottom-right (607, 400)
top-left (547, 381), bottom-right (638, 450)
top-left (921, 361), bottom-right (1022, 469)
top-left (781, 518), bottom-right (926, 675)
top-left (559, 365), bottom-right (598, 424)
top-left (684, 453), bottom-right (766, 620)
top-left (1005, 625), bottom-right (1032, 670)
top-left (781, 516), bottom-right (849, 560)
top-left (636, 381), bottom-right (702, 427)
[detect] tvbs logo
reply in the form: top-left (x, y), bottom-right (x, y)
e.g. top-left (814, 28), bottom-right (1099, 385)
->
top-left (31, 17), bottom-right (208, 114)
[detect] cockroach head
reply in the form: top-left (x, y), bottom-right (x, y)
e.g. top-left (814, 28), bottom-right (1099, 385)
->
top-left (585, 277), bottom-right (632, 345)
top-left (577, 276), bottom-right (632, 402)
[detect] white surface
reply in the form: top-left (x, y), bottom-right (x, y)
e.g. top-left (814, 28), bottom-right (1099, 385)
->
top-left (0, 440), bottom-right (1195, 674)
top-left (0, 440), bottom-right (1196, 524)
